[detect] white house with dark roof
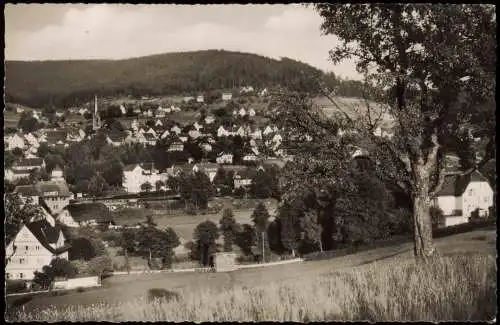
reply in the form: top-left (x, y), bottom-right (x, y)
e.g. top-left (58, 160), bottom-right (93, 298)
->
top-left (5, 133), bottom-right (27, 150)
top-left (6, 219), bottom-right (70, 281)
top-left (171, 125), bottom-right (182, 135)
top-left (434, 170), bottom-right (494, 227)
top-left (5, 168), bottom-right (31, 182)
top-left (168, 141), bottom-right (184, 152)
top-left (216, 152), bottom-right (234, 164)
top-left (248, 108), bottom-right (256, 117)
top-left (205, 116), bottom-right (216, 125)
top-left (123, 163), bottom-right (168, 193)
top-left (238, 108), bottom-right (247, 117)
top-left (217, 126), bottom-right (230, 137)
top-left (222, 93), bottom-right (233, 101)
top-left (13, 158), bottom-right (45, 171)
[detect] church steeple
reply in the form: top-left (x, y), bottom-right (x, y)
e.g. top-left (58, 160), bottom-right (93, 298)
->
top-left (92, 95), bottom-right (102, 131)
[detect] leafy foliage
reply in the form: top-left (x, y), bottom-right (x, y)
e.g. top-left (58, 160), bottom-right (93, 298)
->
top-left (220, 208), bottom-right (237, 252)
top-left (192, 220), bottom-right (219, 266)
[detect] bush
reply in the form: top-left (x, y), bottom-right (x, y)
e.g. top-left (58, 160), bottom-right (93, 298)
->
top-left (6, 280), bottom-right (28, 294)
top-left (147, 288), bottom-right (181, 303)
top-left (76, 287), bottom-right (85, 293)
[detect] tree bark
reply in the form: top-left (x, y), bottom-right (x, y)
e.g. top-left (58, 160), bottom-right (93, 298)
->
top-left (319, 239), bottom-right (323, 253)
top-left (412, 166), bottom-right (435, 260)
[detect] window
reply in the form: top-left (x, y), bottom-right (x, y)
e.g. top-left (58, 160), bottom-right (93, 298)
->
top-left (469, 189), bottom-right (475, 196)
top-left (6, 273), bottom-right (10, 279)
top-left (19, 273), bottom-right (24, 279)
top-left (25, 245), bottom-right (29, 251)
top-left (484, 197), bottom-right (488, 203)
top-left (36, 245), bottom-right (40, 250)
top-left (19, 258), bottom-right (25, 264)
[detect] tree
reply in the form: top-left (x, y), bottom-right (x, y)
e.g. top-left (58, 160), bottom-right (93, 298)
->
top-left (192, 220), bottom-right (219, 266)
top-left (88, 172), bottom-right (108, 197)
top-left (251, 202), bottom-right (271, 261)
top-left (300, 210), bottom-right (323, 252)
top-left (136, 225), bottom-right (180, 269)
top-left (18, 111), bottom-right (40, 133)
top-left (279, 202), bottom-right (301, 257)
top-left (220, 208), bottom-right (237, 252)
top-left (292, 4), bottom-right (496, 260)
top-left (87, 255), bottom-right (113, 278)
top-left (155, 180), bottom-right (165, 192)
top-left (37, 142), bottom-right (50, 158)
top-left (68, 237), bottom-right (96, 261)
top-left (141, 181), bottom-right (153, 193)
top-left (5, 194), bottom-right (43, 252)
top-left (235, 224), bottom-right (256, 256)
top-left (145, 215), bottom-right (157, 227)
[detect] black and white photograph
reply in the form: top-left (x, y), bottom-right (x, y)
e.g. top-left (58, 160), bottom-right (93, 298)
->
top-left (4, 3), bottom-right (497, 322)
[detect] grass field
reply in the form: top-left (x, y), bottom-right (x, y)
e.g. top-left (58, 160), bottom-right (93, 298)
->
top-left (112, 199), bottom-right (278, 242)
top-left (7, 227), bottom-right (496, 321)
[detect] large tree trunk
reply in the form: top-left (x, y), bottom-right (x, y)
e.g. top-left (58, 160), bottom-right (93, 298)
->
top-left (412, 165), bottom-right (435, 260)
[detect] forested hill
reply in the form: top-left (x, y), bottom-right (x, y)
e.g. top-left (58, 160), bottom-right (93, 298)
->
top-left (5, 50), bottom-right (337, 108)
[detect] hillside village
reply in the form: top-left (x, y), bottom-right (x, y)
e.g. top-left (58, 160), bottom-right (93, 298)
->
top-left (5, 83), bottom-right (495, 288)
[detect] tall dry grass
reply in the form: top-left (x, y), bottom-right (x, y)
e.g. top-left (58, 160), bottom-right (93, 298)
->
top-left (8, 254), bottom-right (496, 322)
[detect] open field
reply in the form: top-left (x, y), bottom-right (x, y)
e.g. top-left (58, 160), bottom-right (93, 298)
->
top-left (313, 96), bottom-right (394, 129)
top-left (7, 227), bottom-right (496, 321)
top-left (112, 199), bottom-right (278, 242)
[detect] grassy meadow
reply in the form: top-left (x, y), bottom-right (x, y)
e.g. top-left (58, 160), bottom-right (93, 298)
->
top-left (6, 228), bottom-right (496, 322)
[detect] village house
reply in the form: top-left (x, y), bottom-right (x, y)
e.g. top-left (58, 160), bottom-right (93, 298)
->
top-left (155, 119), bottom-right (163, 127)
top-left (106, 133), bottom-right (126, 147)
top-left (5, 169), bottom-right (31, 182)
top-left (36, 168), bottom-right (73, 215)
top-left (205, 115), bottom-right (216, 124)
top-left (188, 129), bottom-right (202, 139)
top-left (146, 127), bottom-right (157, 137)
top-left (168, 140), bottom-right (184, 152)
top-left (170, 125), bottom-right (182, 135)
top-left (122, 163), bottom-right (168, 193)
top-left (240, 86), bottom-right (254, 93)
top-left (217, 125), bottom-right (230, 137)
top-left (160, 130), bottom-right (171, 139)
top-left (248, 108), bottom-right (256, 117)
top-left (6, 219), bottom-right (70, 282)
top-left (250, 128), bottom-right (262, 140)
top-left (434, 170), bottom-right (494, 227)
top-left (233, 168), bottom-right (257, 189)
top-left (120, 105), bottom-right (127, 115)
top-left (169, 162), bottom-right (220, 182)
top-left (5, 133), bottom-right (27, 150)
top-left (183, 96), bottom-right (195, 103)
top-left (238, 108), bottom-right (247, 117)
top-left (216, 152), bottom-right (234, 164)
top-left (222, 92), bottom-right (233, 101)
top-left (13, 158), bottom-right (46, 171)
top-left (197, 95), bottom-right (204, 103)
top-left (78, 108), bottom-right (90, 116)
top-left (14, 185), bottom-right (41, 205)
top-left (193, 121), bottom-right (203, 131)
top-left (263, 125), bottom-right (274, 136)
top-left (143, 133), bottom-right (157, 146)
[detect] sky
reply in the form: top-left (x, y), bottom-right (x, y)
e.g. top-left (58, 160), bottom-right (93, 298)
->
top-left (5, 4), bottom-right (361, 80)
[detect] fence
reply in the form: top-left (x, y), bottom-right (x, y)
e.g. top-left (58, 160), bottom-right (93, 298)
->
top-left (53, 276), bottom-right (101, 290)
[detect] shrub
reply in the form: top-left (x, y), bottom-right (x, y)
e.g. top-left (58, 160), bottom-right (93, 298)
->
top-left (6, 280), bottom-right (28, 294)
top-left (76, 287), bottom-right (85, 293)
top-left (147, 288), bottom-right (181, 303)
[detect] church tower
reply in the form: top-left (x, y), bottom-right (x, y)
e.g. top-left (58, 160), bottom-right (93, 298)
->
top-left (92, 95), bottom-right (102, 131)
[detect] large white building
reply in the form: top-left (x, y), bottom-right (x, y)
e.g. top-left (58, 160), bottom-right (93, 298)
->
top-left (434, 170), bottom-right (494, 227)
top-left (122, 164), bottom-right (168, 193)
